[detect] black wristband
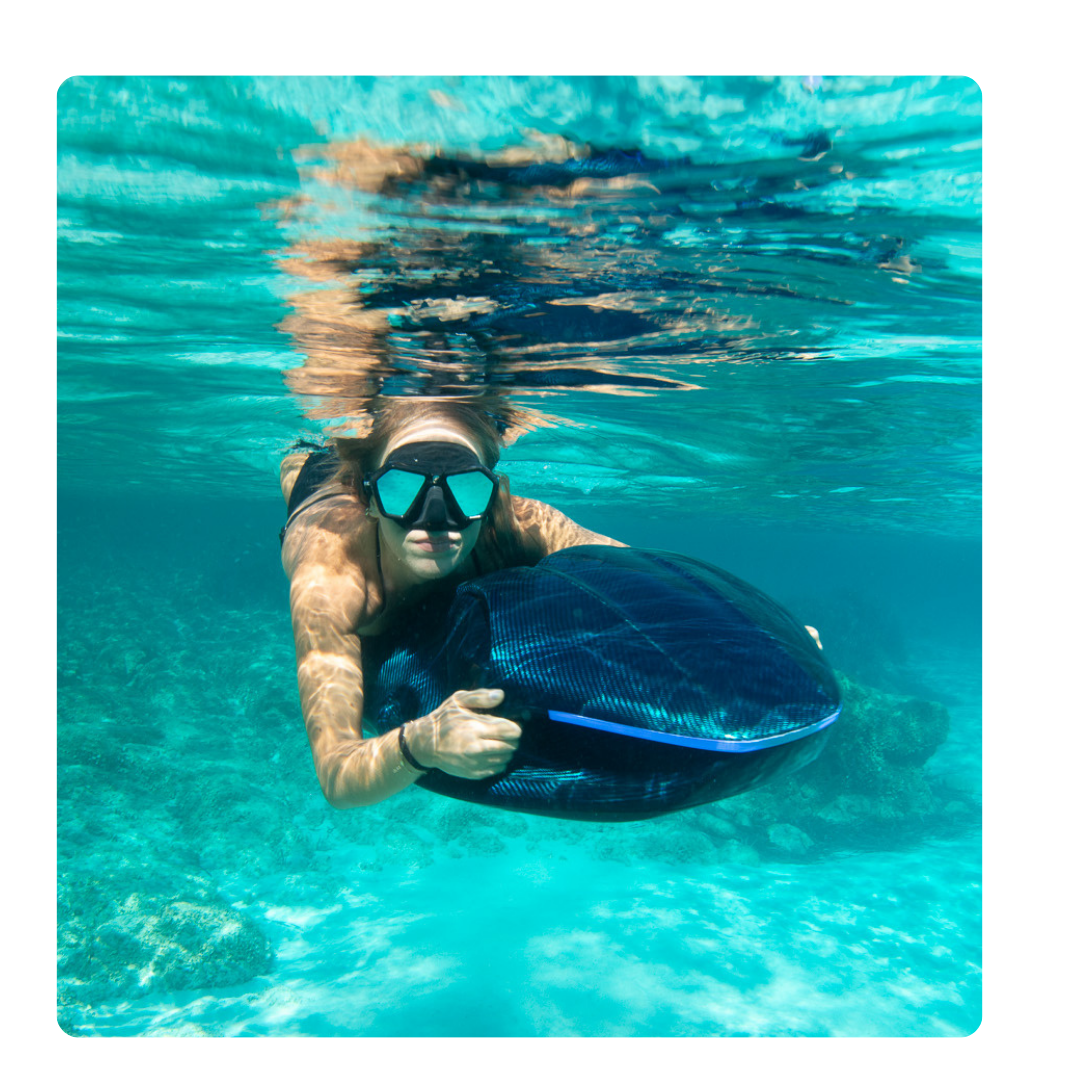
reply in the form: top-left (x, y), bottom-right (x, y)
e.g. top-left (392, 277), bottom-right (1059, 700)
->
top-left (398, 724), bottom-right (431, 773)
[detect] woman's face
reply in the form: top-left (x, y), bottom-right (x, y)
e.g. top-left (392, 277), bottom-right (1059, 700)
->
top-left (371, 421), bottom-right (487, 586)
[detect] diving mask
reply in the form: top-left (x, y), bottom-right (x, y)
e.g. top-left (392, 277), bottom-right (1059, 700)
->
top-left (364, 441), bottom-right (499, 531)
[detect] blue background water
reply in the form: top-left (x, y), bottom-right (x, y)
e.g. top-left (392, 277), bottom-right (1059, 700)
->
top-left (56, 76), bottom-right (981, 1037)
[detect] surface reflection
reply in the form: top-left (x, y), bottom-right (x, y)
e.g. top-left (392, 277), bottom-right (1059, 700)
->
top-left (269, 135), bottom-right (870, 438)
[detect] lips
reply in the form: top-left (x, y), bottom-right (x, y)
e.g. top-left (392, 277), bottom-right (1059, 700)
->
top-left (409, 533), bottom-right (459, 554)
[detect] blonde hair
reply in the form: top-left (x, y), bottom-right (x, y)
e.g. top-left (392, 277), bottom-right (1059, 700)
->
top-left (332, 398), bottom-right (508, 479)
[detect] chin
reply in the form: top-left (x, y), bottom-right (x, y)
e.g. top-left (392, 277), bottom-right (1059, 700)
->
top-left (406, 544), bottom-right (466, 579)
top-left (411, 555), bottom-right (459, 579)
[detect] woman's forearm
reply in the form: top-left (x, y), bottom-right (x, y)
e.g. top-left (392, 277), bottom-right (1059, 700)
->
top-left (316, 726), bottom-right (426, 809)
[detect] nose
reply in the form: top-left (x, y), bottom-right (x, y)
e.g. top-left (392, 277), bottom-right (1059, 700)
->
top-left (412, 483), bottom-right (454, 530)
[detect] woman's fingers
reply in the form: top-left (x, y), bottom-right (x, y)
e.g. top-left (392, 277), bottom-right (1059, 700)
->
top-left (421, 688), bottom-right (523, 779)
top-left (446, 692), bottom-right (520, 744)
top-left (416, 691), bottom-right (522, 777)
top-left (482, 717), bottom-right (521, 745)
top-left (473, 726), bottom-right (521, 777)
top-left (453, 687), bottom-right (505, 710)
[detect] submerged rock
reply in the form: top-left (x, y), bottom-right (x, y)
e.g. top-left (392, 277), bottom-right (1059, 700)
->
top-left (57, 869), bottom-right (273, 1008)
top-left (767, 823), bottom-right (814, 854)
top-left (812, 673), bottom-right (950, 815)
top-left (716, 838), bottom-right (760, 866)
top-left (715, 671), bottom-right (960, 847)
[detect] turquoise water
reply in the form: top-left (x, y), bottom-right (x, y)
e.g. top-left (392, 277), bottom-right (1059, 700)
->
top-left (57, 76), bottom-right (981, 1037)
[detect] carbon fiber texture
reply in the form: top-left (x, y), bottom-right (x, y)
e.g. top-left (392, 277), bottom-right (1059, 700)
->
top-left (364, 546), bottom-right (840, 820)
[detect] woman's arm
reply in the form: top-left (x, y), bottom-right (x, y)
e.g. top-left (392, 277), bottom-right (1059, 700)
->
top-left (288, 556), bottom-right (422, 808)
top-left (510, 495), bottom-right (627, 557)
top-left (286, 522), bottom-right (521, 808)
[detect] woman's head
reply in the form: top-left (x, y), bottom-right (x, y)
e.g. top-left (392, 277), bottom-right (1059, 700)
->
top-left (333, 399), bottom-right (516, 585)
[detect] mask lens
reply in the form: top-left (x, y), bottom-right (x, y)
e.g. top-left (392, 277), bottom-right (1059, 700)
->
top-left (445, 471), bottom-right (497, 517)
top-left (375, 469), bottom-right (427, 517)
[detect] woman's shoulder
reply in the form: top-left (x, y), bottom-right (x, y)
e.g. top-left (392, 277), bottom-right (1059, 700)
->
top-left (281, 493), bottom-right (385, 622)
top-left (279, 452), bottom-right (311, 505)
top-left (507, 494), bottom-right (600, 549)
top-left (283, 486), bottom-right (364, 554)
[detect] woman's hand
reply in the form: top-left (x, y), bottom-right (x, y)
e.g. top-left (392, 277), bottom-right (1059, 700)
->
top-left (406, 689), bottom-right (521, 779)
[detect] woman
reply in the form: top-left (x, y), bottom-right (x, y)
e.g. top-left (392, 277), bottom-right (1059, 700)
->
top-left (280, 399), bottom-right (626, 809)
